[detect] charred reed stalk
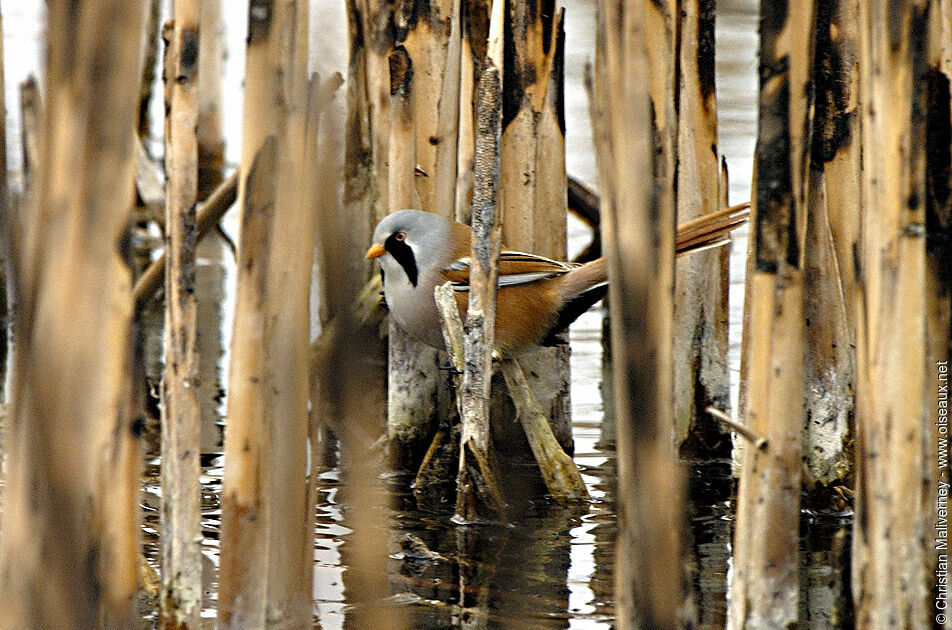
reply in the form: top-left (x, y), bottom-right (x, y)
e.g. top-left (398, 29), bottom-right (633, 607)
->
top-left (673, 0), bottom-right (732, 458)
top-left (850, 0), bottom-right (949, 625)
top-left (728, 1), bottom-right (815, 627)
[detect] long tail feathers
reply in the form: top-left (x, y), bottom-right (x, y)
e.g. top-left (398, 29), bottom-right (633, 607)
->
top-left (675, 201), bottom-right (750, 256)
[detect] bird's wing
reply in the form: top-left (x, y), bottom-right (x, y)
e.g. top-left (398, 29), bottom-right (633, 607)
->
top-left (442, 251), bottom-right (578, 291)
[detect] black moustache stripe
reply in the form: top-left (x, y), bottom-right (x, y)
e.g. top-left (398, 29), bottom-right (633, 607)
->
top-left (386, 234), bottom-right (418, 287)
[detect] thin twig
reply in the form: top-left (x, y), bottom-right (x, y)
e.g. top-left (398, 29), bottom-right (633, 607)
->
top-left (132, 168), bottom-right (238, 310)
top-left (706, 406), bottom-right (768, 451)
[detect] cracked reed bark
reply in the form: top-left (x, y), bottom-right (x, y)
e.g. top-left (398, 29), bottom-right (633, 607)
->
top-left (454, 6), bottom-right (503, 520)
top-left (800, 0), bottom-right (859, 497)
top-left (591, 0), bottom-right (685, 626)
top-left (673, 0), bottom-right (732, 457)
top-left (851, 0), bottom-right (941, 625)
top-left (160, 7), bottom-right (202, 629)
top-left (728, 1), bottom-right (815, 627)
top-left (0, 2), bottom-right (146, 627)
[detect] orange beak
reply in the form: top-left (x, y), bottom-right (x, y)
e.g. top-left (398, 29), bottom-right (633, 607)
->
top-left (365, 243), bottom-right (386, 259)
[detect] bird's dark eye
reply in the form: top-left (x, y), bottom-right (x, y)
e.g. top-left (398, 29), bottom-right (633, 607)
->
top-left (395, 231), bottom-right (406, 242)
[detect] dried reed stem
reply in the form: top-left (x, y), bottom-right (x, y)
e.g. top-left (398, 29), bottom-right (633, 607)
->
top-left (673, 0), bottom-right (731, 457)
top-left (219, 1), bottom-right (314, 626)
top-left (159, 8), bottom-right (202, 628)
top-left (850, 0), bottom-right (938, 625)
top-left (591, 0), bottom-right (686, 625)
top-left (728, 1), bottom-right (814, 626)
top-left (0, 2), bottom-right (146, 627)
top-left (454, 27), bottom-right (504, 519)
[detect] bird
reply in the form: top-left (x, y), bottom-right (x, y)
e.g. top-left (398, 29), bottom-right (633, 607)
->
top-left (365, 206), bottom-right (748, 357)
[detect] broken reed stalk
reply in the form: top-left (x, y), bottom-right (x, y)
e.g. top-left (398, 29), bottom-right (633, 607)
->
top-left (132, 169), bottom-right (238, 311)
top-left (706, 406), bottom-right (767, 451)
top-left (454, 14), bottom-right (504, 521)
top-left (499, 360), bottom-right (590, 501)
top-left (801, 0), bottom-right (859, 499)
top-left (159, 9), bottom-right (202, 629)
top-left (0, 2), bottom-right (146, 628)
top-left (434, 283), bottom-right (506, 519)
top-left (385, 0), bottom-right (462, 470)
top-left (850, 0), bottom-right (942, 625)
top-left (219, 1), bottom-right (314, 626)
top-left (673, 0), bottom-right (732, 458)
top-left (591, 0), bottom-right (686, 625)
top-left (728, 1), bottom-right (814, 627)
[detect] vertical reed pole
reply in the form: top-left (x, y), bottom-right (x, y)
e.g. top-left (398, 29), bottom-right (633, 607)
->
top-left (801, 0), bottom-right (859, 496)
top-left (925, 7), bottom-right (952, 621)
top-left (386, 0), bottom-right (461, 470)
top-left (673, 0), bottom-right (732, 456)
top-left (0, 6), bottom-right (8, 402)
top-left (218, 7), bottom-right (277, 622)
top-left (454, 0), bottom-right (504, 522)
top-left (591, 0), bottom-right (685, 626)
top-left (160, 5), bottom-right (202, 628)
top-left (263, 4), bottom-right (315, 624)
top-left (456, 0), bottom-right (491, 222)
top-left (0, 2), bottom-right (146, 627)
top-left (851, 0), bottom-right (936, 625)
top-left (219, 1), bottom-right (314, 626)
top-left (729, 1), bottom-right (815, 627)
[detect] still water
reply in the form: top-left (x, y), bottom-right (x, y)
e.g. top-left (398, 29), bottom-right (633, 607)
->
top-left (1, 0), bottom-right (853, 627)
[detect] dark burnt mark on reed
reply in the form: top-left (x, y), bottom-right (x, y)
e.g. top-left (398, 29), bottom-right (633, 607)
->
top-left (368, 4), bottom-right (396, 55)
top-left (541, 0), bottom-right (555, 56)
top-left (697, 0), bottom-right (716, 104)
top-left (755, 0), bottom-right (798, 273)
top-left (811, 0), bottom-right (854, 165)
top-left (463, 0), bottom-right (490, 66)
top-left (394, 0), bottom-right (449, 41)
top-left (553, 10), bottom-right (566, 136)
top-left (389, 45), bottom-right (413, 96)
top-left (178, 26), bottom-right (200, 83)
top-left (926, 68), bottom-right (952, 288)
top-left (247, 0), bottom-right (272, 44)
top-left (502, 0), bottom-right (522, 130)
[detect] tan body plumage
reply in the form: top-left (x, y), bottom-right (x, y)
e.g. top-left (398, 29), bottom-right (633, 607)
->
top-left (366, 206), bottom-right (746, 356)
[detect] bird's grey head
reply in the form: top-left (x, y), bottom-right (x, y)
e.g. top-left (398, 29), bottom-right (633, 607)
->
top-left (367, 209), bottom-right (452, 287)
